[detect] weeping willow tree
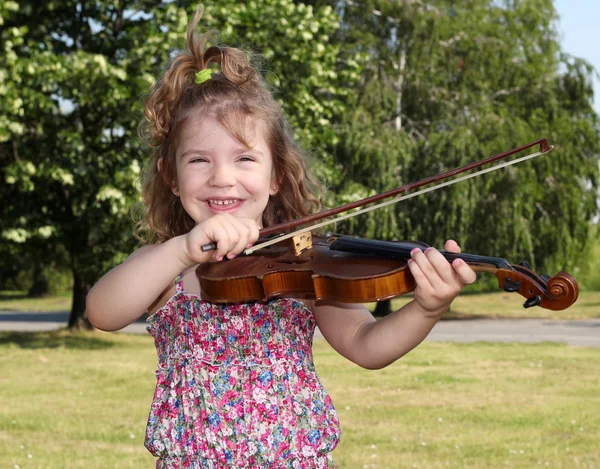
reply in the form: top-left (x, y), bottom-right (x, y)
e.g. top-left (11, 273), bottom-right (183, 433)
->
top-left (315, 0), bottom-right (598, 313)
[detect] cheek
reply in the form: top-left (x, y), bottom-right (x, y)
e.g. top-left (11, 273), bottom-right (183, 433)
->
top-left (250, 175), bottom-right (273, 198)
top-left (179, 171), bottom-right (206, 192)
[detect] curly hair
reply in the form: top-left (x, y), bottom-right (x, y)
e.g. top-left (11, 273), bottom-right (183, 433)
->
top-left (135, 7), bottom-right (323, 244)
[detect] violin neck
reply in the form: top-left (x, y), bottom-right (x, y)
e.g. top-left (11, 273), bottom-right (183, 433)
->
top-left (329, 236), bottom-right (510, 270)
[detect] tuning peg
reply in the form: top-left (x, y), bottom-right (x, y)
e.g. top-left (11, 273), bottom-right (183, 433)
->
top-left (519, 261), bottom-right (532, 269)
top-left (503, 278), bottom-right (521, 292)
top-left (523, 295), bottom-right (542, 308)
top-left (540, 274), bottom-right (551, 283)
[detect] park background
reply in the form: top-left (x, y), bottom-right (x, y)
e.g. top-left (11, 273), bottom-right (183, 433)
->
top-left (1, 0), bottom-right (599, 468)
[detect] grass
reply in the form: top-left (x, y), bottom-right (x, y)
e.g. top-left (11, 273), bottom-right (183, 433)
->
top-left (0, 291), bottom-right (71, 312)
top-left (1, 330), bottom-right (598, 469)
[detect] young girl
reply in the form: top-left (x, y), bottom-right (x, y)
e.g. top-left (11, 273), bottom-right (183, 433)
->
top-left (87, 8), bottom-right (476, 469)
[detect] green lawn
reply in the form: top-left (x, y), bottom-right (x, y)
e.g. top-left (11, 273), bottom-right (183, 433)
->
top-left (0, 291), bottom-right (71, 312)
top-left (1, 330), bottom-right (598, 469)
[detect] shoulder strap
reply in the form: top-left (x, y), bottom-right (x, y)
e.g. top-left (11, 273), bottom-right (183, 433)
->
top-left (175, 273), bottom-right (185, 294)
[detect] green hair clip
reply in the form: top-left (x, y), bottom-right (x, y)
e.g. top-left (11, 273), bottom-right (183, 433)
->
top-left (195, 69), bottom-right (213, 85)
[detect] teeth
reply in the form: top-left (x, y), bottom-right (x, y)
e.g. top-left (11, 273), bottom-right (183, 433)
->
top-left (209, 199), bottom-right (238, 206)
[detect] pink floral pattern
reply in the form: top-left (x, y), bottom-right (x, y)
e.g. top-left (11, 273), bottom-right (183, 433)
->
top-left (144, 278), bottom-right (340, 468)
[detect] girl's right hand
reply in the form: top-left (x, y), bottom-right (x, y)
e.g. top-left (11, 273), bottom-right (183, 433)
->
top-left (180, 214), bottom-right (261, 266)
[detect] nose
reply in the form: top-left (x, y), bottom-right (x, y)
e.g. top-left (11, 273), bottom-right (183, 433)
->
top-left (208, 162), bottom-right (235, 187)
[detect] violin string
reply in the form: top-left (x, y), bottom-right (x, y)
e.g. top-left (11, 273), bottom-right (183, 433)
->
top-left (246, 149), bottom-right (548, 255)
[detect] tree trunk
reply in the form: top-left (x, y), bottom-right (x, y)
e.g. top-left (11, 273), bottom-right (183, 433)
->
top-left (394, 43), bottom-right (407, 131)
top-left (373, 299), bottom-right (393, 317)
top-left (28, 264), bottom-right (49, 297)
top-left (68, 271), bottom-right (93, 330)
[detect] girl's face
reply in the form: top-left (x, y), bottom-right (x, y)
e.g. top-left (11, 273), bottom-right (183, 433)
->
top-left (174, 117), bottom-right (276, 227)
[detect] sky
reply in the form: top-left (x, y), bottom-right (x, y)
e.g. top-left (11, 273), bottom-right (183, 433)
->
top-left (554, 0), bottom-right (600, 113)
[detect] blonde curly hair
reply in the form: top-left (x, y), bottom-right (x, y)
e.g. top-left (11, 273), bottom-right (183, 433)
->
top-left (136, 7), bottom-right (323, 244)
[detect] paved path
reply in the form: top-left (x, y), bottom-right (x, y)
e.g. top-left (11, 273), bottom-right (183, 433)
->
top-left (1, 311), bottom-right (599, 347)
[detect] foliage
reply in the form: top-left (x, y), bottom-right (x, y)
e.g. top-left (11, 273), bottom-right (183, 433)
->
top-left (1, 0), bottom-right (599, 329)
top-left (0, 1), bottom-right (355, 325)
top-left (323, 0), bottom-right (599, 279)
top-left (1, 1), bottom-right (165, 320)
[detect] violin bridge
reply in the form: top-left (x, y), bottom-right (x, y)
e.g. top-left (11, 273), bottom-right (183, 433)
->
top-left (293, 232), bottom-right (312, 256)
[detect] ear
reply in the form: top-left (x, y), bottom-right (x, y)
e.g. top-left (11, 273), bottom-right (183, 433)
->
top-left (269, 171), bottom-right (279, 196)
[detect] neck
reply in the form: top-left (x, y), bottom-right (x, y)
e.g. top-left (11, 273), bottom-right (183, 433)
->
top-left (329, 236), bottom-right (512, 271)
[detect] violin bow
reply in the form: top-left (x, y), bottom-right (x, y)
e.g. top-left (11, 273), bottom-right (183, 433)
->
top-left (201, 139), bottom-right (553, 254)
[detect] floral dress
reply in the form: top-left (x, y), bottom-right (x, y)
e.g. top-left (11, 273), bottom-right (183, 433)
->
top-left (144, 276), bottom-right (341, 468)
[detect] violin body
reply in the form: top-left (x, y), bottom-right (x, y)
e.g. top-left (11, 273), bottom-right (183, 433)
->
top-left (196, 235), bottom-right (579, 310)
top-left (196, 235), bottom-right (418, 304)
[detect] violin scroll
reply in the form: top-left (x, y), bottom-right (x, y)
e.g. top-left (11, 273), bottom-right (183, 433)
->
top-left (547, 273), bottom-right (578, 302)
top-left (495, 267), bottom-right (579, 311)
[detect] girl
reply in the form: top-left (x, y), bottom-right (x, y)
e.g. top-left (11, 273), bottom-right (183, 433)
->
top-left (87, 8), bottom-right (476, 469)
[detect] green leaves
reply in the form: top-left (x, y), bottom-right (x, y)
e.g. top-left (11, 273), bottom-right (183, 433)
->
top-left (1, 0), bottom-right (598, 311)
top-left (324, 0), bottom-right (599, 279)
top-left (0, 1), bottom-right (362, 320)
top-left (199, 0), bottom-right (361, 148)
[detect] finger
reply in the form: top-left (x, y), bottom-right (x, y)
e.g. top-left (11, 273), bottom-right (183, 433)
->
top-left (237, 219), bottom-right (260, 250)
top-left (211, 223), bottom-right (230, 261)
top-left (451, 258), bottom-right (477, 285)
top-left (424, 247), bottom-right (461, 285)
top-left (219, 218), bottom-right (242, 259)
top-left (211, 215), bottom-right (240, 261)
top-left (245, 219), bottom-right (260, 247)
top-left (228, 218), bottom-right (251, 258)
top-left (444, 239), bottom-right (461, 253)
top-left (412, 247), bottom-right (451, 286)
top-left (408, 250), bottom-right (433, 291)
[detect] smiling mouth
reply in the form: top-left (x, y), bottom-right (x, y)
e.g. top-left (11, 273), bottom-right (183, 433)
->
top-left (207, 199), bottom-right (241, 207)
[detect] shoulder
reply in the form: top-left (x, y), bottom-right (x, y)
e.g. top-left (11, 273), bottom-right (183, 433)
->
top-left (297, 298), bottom-right (315, 311)
top-left (148, 285), bottom-right (177, 316)
top-left (310, 299), bottom-right (371, 318)
top-left (148, 262), bottom-right (202, 315)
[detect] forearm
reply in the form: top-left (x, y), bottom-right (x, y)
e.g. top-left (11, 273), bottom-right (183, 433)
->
top-left (353, 300), bottom-right (445, 369)
top-left (86, 236), bottom-right (190, 331)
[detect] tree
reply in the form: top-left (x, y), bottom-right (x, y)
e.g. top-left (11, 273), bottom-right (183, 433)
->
top-left (1, 1), bottom-right (173, 328)
top-left (0, 0), bottom-right (358, 328)
top-left (324, 0), bottom-right (599, 289)
top-left (298, 0), bottom-right (600, 314)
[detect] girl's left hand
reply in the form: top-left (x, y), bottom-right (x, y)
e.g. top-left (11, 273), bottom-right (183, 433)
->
top-left (408, 239), bottom-right (477, 317)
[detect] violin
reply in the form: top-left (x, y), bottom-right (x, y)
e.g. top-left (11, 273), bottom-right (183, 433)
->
top-left (195, 139), bottom-right (579, 310)
top-left (196, 234), bottom-right (578, 310)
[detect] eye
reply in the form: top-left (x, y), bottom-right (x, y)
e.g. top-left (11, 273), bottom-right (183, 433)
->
top-left (237, 155), bottom-right (256, 162)
top-left (190, 157), bottom-right (208, 164)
